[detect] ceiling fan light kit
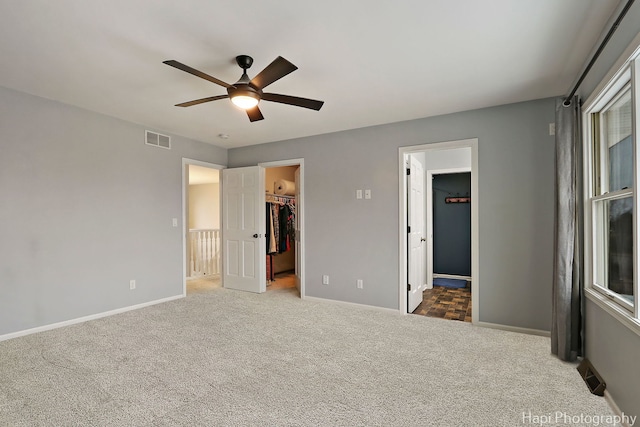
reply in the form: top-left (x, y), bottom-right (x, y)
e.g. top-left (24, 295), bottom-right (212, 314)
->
top-left (163, 54), bottom-right (324, 122)
top-left (230, 93), bottom-right (260, 109)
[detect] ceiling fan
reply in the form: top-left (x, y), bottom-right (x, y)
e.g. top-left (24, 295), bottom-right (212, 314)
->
top-left (163, 55), bottom-right (324, 122)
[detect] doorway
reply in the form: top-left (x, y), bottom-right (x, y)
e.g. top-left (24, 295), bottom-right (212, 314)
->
top-left (182, 159), bottom-right (225, 295)
top-left (415, 170), bottom-right (472, 322)
top-left (264, 164), bottom-right (299, 293)
top-left (431, 172), bottom-right (471, 283)
top-left (398, 139), bottom-right (479, 323)
top-left (220, 159), bottom-right (305, 298)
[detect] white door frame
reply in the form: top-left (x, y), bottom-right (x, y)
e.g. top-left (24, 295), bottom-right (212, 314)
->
top-left (182, 158), bottom-right (225, 296)
top-left (259, 158), bottom-right (306, 299)
top-left (398, 139), bottom-right (479, 323)
top-left (426, 168), bottom-right (472, 290)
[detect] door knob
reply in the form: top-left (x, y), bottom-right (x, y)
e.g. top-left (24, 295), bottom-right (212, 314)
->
top-left (253, 233), bottom-right (259, 238)
top-left (420, 237), bottom-right (426, 242)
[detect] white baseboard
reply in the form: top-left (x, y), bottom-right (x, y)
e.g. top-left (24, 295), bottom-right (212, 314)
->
top-left (303, 295), bottom-right (401, 314)
top-left (475, 321), bottom-right (550, 337)
top-left (303, 297), bottom-right (550, 336)
top-left (0, 294), bottom-right (184, 342)
top-left (433, 274), bottom-right (472, 281)
top-left (604, 390), bottom-right (636, 427)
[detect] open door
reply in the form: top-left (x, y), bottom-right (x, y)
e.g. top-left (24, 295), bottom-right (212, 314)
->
top-left (407, 155), bottom-right (425, 312)
top-left (222, 166), bottom-right (266, 293)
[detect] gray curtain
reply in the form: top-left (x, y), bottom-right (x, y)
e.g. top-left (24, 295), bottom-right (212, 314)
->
top-left (551, 96), bottom-right (583, 362)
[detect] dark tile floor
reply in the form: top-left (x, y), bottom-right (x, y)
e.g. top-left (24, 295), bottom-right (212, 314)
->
top-left (412, 284), bottom-right (472, 322)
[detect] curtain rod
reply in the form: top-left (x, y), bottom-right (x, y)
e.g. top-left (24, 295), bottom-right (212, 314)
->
top-left (563, 0), bottom-right (635, 106)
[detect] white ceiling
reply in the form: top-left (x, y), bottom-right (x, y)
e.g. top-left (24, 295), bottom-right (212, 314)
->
top-left (0, 1), bottom-right (620, 149)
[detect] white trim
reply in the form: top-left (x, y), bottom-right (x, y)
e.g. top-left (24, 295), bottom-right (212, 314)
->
top-left (0, 295), bottom-right (183, 342)
top-left (604, 390), bottom-right (635, 427)
top-left (258, 158), bottom-right (304, 168)
top-left (428, 167), bottom-right (471, 174)
top-left (583, 31), bottom-right (640, 108)
top-left (398, 139), bottom-right (479, 325)
top-left (474, 321), bottom-right (550, 337)
top-left (182, 158), bottom-right (225, 297)
top-left (433, 274), bottom-right (472, 281)
top-left (258, 158), bottom-right (306, 299)
top-left (182, 158), bottom-right (225, 169)
top-left (303, 296), bottom-right (401, 314)
top-left (591, 188), bottom-right (634, 203)
top-left (586, 288), bottom-right (640, 337)
top-left (634, 56), bottom-right (640, 318)
top-left (425, 168), bottom-right (433, 289)
top-left (582, 35), bottom-right (640, 335)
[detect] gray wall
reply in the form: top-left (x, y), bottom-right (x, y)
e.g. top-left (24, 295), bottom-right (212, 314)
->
top-left (229, 97), bottom-right (556, 331)
top-left (433, 173), bottom-right (471, 276)
top-left (0, 86), bottom-right (226, 336)
top-left (577, 1), bottom-right (640, 418)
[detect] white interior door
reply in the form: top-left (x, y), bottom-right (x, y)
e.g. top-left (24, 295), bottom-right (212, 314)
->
top-left (222, 166), bottom-right (266, 293)
top-left (408, 155), bottom-right (426, 312)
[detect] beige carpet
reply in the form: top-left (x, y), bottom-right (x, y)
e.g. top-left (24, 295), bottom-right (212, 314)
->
top-left (0, 286), bottom-right (617, 426)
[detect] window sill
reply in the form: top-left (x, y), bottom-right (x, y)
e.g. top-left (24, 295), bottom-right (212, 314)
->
top-left (586, 288), bottom-right (640, 337)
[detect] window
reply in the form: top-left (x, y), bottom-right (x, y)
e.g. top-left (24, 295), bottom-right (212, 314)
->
top-left (584, 48), bottom-right (640, 330)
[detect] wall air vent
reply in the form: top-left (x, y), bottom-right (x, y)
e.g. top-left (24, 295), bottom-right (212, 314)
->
top-left (145, 130), bottom-right (171, 149)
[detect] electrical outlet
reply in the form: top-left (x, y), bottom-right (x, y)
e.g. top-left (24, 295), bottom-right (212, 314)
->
top-left (130, 280), bottom-right (136, 290)
top-left (357, 279), bottom-right (363, 289)
top-left (364, 190), bottom-right (371, 199)
top-left (322, 275), bottom-right (329, 285)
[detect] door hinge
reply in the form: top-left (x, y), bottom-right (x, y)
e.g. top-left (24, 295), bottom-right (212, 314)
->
top-left (406, 168), bottom-right (411, 175)
top-left (407, 226), bottom-right (411, 233)
top-left (407, 283), bottom-right (412, 291)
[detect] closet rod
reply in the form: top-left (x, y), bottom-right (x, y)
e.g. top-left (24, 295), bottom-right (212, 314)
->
top-left (563, 0), bottom-right (635, 106)
top-left (266, 193), bottom-right (295, 199)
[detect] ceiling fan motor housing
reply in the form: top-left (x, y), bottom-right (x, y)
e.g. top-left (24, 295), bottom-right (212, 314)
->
top-left (229, 56), bottom-right (262, 106)
top-left (228, 83), bottom-right (262, 106)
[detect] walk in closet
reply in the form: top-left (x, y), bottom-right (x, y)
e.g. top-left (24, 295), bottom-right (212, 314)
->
top-left (265, 166), bottom-right (299, 286)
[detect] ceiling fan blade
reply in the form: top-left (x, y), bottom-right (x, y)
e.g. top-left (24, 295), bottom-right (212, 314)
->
top-left (250, 57), bottom-right (297, 90)
top-left (163, 60), bottom-right (233, 89)
top-left (262, 93), bottom-right (324, 111)
top-left (246, 106), bottom-right (264, 122)
top-left (175, 95), bottom-right (229, 107)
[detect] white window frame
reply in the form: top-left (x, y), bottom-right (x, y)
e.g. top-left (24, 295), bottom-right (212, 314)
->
top-left (583, 37), bottom-right (640, 336)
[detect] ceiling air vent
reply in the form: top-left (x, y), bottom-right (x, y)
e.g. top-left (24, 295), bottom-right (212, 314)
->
top-left (145, 130), bottom-right (171, 149)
